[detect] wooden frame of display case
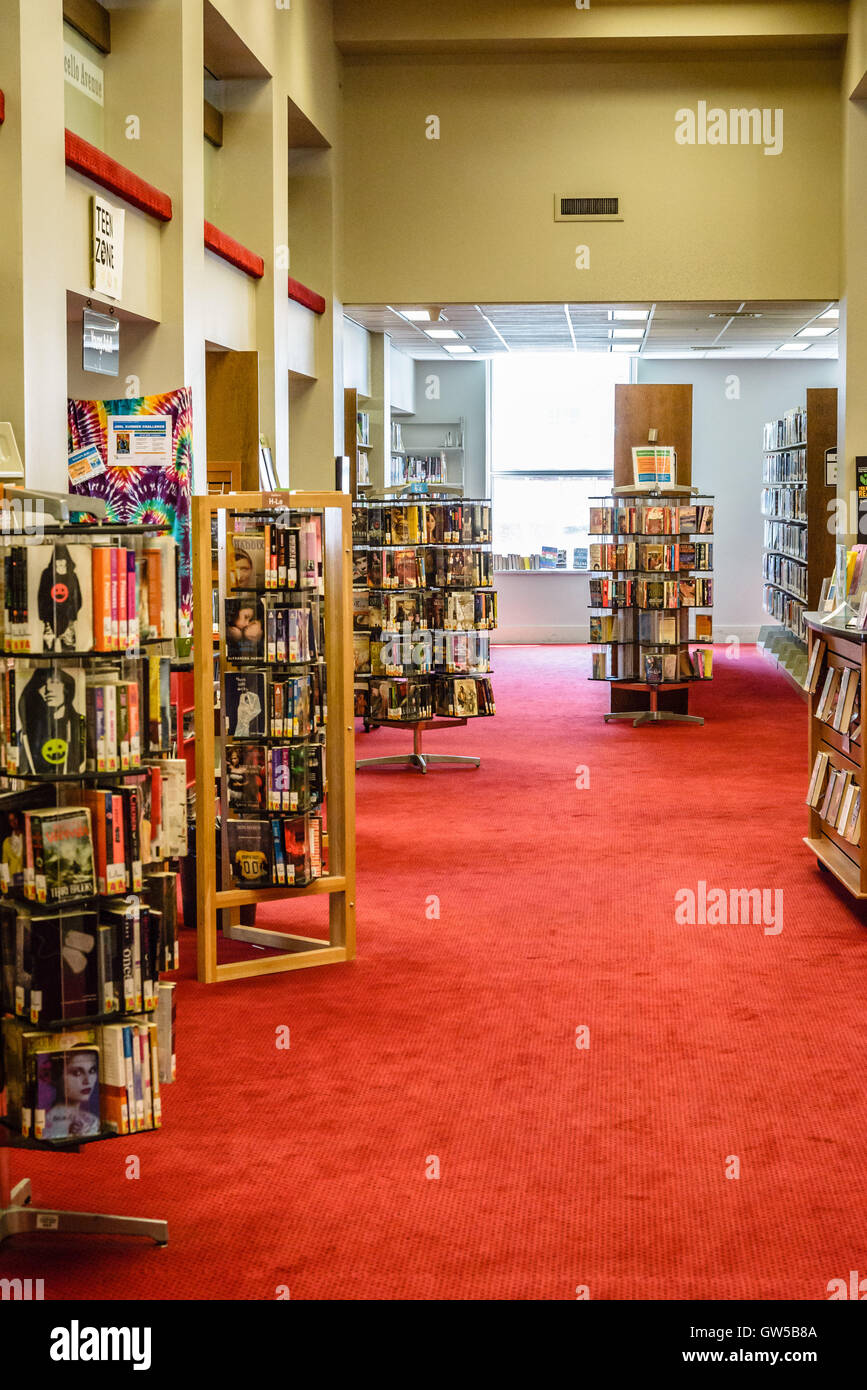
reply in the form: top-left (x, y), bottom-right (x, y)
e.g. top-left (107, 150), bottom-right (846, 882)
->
top-left (192, 490), bottom-right (356, 983)
top-left (803, 613), bottom-right (867, 897)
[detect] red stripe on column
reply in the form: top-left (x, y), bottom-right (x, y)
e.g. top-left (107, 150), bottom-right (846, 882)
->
top-left (0, 91), bottom-right (5, 126)
top-left (65, 129), bottom-right (173, 222)
top-left (204, 221), bottom-right (265, 279)
top-left (288, 276), bottom-right (326, 315)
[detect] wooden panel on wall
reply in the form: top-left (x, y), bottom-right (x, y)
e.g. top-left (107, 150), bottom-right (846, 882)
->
top-left (63, 0), bottom-right (111, 54)
top-left (613, 383), bottom-right (693, 488)
top-left (205, 350), bottom-right (260, 491)
top-left (805, 385), bottom-right (838, 611)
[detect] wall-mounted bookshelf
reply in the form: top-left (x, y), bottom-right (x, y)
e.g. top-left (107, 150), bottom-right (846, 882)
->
top-left (760, 390), bottom-right (837, 677)
top-left (804, 614), bottom-right (865, 898)
top-left (388, 418), bottom-right (465, 491)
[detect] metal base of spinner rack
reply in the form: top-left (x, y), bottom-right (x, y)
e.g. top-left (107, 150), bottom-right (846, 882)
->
top-left (603, 682), bottom-right (704, 727)
top-left (0, 1115), bottom-right (167, 1247)
top-left (357, 717), bottom-right (481, 773)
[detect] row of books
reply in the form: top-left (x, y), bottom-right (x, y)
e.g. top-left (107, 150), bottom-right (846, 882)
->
top-left (763, 585), bottom-right (806, 640)
top-left (807, 753), bottom-right (861, 844)
top-left (591, 646), bottom-right (713, 682)
top-left (1, 883), bottom-right (178, 1027)
top-left (354, 630), bottom-right (491, 678)
top-left (761, 486), bottom-right (807, 523)
top-left (589, 542), bottom-right (713, 573)
top-left (229, 513), bottom-right (323, 594)
top-left (764, 407), bottom-right (807, 452)
top-left (224, 669), bottom-right (325, 740)
top-left (0, 776), bottom-right (185, 906)
top-left (0, 654), bottom-right (176, 779)
top-left (1, 538), bottom-right (177, 654)
top-left (1, 1003), bottom-right (175, 1141)
top-left (764, 520), bottom-right (808, 561)
top-left (590, 577), bottom-right (714, 609)
top-left (814, 662), bottom-right (861, 738)
top-left (762, 553), bottom-right (808, 601)
top-left (353, 588), bottom-right (497, 634)
top-left (761, 449), bottom-right (808, 485)
top-left (226, 813), bottom-right (323, 889)
top-left (386, 454), bottom-right (450, 487)
top-left (226, 741), bottom-right (325, 816)
top-left (355, 675), bottom-right (495, 722)
top-left (590, 612), bottom-right (713, 644)
top-left (353, 548), bottom-right (494, 592)
top-left (224, 595), bottom-right (322, 665)
top-left (589, 504), bottom-right (714, 536)
top-left (352, 501), bottom-right (491, 548)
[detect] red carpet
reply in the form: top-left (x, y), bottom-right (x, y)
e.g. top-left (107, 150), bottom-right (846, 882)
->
top-left (2, 646), bottom-right (866, 1300)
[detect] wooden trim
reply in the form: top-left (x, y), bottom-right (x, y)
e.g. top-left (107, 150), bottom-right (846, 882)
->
top-left (63, 0), bottom-right (111, 55)
top-left (204, 220), bottom-right (265, 279)
top-left (288, 276), bottom-right (327, 315)
top-left (64, 129), bottom-right (173, 221)
top-left (203, 98), bottom-right (224, 148)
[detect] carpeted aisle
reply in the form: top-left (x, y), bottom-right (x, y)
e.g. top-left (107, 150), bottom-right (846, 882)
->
top-left (2, 646), bottom-right (866, 1299)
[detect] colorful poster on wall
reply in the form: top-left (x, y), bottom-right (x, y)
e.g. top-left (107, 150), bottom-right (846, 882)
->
top-left (106, 414), bottom-right (171, 467)
top-left (67, 388), bottom-right (193, 635)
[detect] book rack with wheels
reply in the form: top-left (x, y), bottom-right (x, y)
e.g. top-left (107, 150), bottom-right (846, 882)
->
top-left (588, 491), bottom-right (715, 727)
top-left (0, 516), bottom-right (181, 1248)
top-left (351, 496), bottom-right (497, 774)
top-left (803, 614), bottom-right (866, 898)
top-left (192, 491), bottom-right (356, 984)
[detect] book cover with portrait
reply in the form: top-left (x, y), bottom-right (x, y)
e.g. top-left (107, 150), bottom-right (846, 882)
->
top-left (15, 664), bottom-right (87, 775)
top-left (34, 1044), bottom-right (101, 1140)
top-left (24, 544), bottom-right (93, 655)
top-left (224, 596), bottom-right (265, 660)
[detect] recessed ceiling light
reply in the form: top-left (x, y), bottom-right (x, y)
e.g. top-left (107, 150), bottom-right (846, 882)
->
top-left (819, 307), bottom-right (839, 320)
top-left (612, 328), bottom-right (644, 339)
top-left (779, 342), bottom-right (809, 351)
top-left (425, 328), bottom-right (460, 340)
top-left (611, 343), bottom-right (637, 352)
top-left (612, 309), bottom-right (649, 321)
top-left (798, 325), bottom-right (835, 338)
top-left (399, 309), bottom-right (431, 321)
top-left (445, 345), bottom-right (474, 354)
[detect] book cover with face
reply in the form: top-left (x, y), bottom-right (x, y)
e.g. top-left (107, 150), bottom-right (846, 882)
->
top-left (16, 665), bottom-right (86, 775)
top-left (27, 544), bottom-right (93, 655)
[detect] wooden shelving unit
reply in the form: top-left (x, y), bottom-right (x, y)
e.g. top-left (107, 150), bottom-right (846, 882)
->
top-left (192, 490), bottom-right (356, 983)
top-left (804, 613), bottom-right (866, 898)
top-left (344, 388), bottom-right (372, 498)
top-left (761, 388), bottom-right (837, 652)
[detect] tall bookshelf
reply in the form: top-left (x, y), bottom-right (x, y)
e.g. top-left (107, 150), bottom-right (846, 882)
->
top-left (0, 507), bottom-right (180, 1246)
top-left (344, 387), bottom-right (372, 498)
top-left (804, 614), bottom-right (865, 897)
top-left (192, 490), bottom-right (356, 983)
top-left (760, 389), bottom-right (837, 685)
top-left (352, 496), bottom-right (496, 771)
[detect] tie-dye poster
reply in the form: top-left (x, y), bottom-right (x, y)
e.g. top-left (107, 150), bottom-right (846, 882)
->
top-left (67, 388), bottom-right (193, 634)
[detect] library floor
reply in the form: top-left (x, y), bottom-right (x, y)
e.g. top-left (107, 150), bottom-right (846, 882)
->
top-left (3, 646), bottom-right (866, 1299)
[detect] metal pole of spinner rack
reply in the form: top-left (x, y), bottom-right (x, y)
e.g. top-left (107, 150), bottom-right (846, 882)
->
top-left (193, 491), bottom-right (356, 984)
top-left (357, 717), bottom-right (480, 773)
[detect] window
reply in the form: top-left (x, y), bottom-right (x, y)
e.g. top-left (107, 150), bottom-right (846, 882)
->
top-left (490, 352), bottom-right (631, 564)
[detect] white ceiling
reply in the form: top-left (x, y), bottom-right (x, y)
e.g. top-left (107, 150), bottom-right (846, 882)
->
top-left (344, 301), bottom-right (840, 360)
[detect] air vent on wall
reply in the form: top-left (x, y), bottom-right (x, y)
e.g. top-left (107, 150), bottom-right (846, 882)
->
top-left (554, 195), bottom-right (622, 222)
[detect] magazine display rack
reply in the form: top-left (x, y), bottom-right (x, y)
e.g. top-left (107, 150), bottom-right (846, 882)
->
top-left (192, 491), bottom-right (356, 983)
top-left (351, 497), bottom-right (497, 773)
top-left (588, 491), bottom-right (715, 726)
top-left (0, 508), bottom-right (180, 1247)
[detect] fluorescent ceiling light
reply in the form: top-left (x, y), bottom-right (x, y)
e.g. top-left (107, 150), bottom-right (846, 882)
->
top-left (612, 328), bottom-right (644, 339)
top-left (819, 307), bottom-right (839, 320)
top-left (798, 325), bottom-right (835, 338)
top-left (445, 345), bottom-right (474, 354)
top-left (425, 328), bottom-right (460, 340)
top-left (779, 342), bottom-right (809, 351)
top-left (401, 309), bottom-right (431, 321)
top-left (611, 343), bottom-right (637, 352)
top-left (612, 309), bottom-right (649, 321)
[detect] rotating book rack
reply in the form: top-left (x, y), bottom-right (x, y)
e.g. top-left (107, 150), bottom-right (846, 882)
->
top-left (0, 513), bottom-right (180, 1247)
top-left (588, 490), bottom-right (715, 727)
top-left (351, 497), bottom-right (497, 774)
top-left (192, 491), bottom-right (356, 983)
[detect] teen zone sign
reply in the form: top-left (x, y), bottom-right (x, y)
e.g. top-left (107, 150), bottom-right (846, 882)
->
top-left (91, 196), bottom-right (125, 300)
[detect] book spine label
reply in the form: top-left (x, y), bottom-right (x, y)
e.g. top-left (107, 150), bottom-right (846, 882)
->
top-left (105, 683), bottom-right (118, 772)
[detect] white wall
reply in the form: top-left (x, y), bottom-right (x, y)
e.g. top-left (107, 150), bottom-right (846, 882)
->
top-left (343, 316), bottom-right (371, 397)
top-left (404, 359), bottom-right (487, 496)
top-left (389, 341), bottom-right (415, 414)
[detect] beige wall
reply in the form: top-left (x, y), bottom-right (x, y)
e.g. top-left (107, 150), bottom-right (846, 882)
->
top-left (341, 53), bottom-right (842, 304)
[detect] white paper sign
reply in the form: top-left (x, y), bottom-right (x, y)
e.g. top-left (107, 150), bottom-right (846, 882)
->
top-left (91, 196), bottom-right (125, 300)
top-left (64, 42), bottom-right (104, 106)
top-left (107, 415), bottom-right (172, 467)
